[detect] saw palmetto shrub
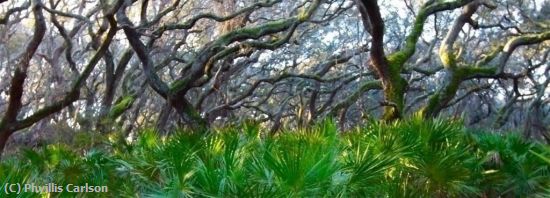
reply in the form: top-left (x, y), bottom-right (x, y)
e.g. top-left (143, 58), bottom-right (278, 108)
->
top-left (1, 118), bottom-right (548, 197)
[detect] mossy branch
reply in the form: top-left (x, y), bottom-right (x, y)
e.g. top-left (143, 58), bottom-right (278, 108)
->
top-left (156, 0), bottom-right (282, 35)
top-left (169, 0), bottom-right (320, 94)
top-left (388, 0), bottom-right (475, 68)
top-left (107, 95), bottom-right (136, 120)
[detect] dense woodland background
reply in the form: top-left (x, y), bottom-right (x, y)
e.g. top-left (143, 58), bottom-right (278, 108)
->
top-left (0, 0), bottom-right (549, 154)
top-left (0, 0), bottom-right (550, 197)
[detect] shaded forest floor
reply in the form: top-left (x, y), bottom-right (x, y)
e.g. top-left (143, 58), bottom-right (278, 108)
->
top-left (1, 117), bottom-right (549, 197)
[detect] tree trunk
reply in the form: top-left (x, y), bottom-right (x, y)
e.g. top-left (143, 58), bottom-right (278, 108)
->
top-left (156, 102), bottom-right (173, 133)
top-left (381, 79), bottom-right (407, 121)
top-left (524, 101), bottom-right (549, 142)
top-left (422, 70), bottom-right (462, 118)
top-left (0, 130), bottom-right (13, 158)
top-left (356, 0), bottom-right (406, 121)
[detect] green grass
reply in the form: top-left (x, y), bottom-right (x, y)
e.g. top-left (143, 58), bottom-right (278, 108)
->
top-left (1, 118), bottom-right (549, 197)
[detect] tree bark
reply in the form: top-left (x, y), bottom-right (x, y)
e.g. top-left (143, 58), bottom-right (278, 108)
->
top-left (0, 1), bottom-right (46, 157)
top-left (356, 0), bottom-right (406, 121)
top-left (0, 129), bottom-right (12, 157)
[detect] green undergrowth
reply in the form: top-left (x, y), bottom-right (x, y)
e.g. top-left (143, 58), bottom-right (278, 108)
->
top-left (1, 117), bottom-right (549, 197)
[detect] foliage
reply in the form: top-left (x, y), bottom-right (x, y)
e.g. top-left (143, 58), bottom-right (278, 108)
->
top-left (1, 118), bottom-right (548, 197)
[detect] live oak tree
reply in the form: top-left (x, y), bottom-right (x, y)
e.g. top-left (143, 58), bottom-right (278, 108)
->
top-left (354, 0), bottom-right (549, 122)
top-left (0, 0), bottom-right (121, 155)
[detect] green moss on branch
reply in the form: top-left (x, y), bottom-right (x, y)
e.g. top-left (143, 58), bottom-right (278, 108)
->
top-left (108, 95), bottom-right (136, 120)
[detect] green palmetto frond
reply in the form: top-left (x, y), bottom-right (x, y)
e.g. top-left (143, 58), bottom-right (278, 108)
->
top-left (261, 119), bottom-right (340, 197)
top-left (0, 160), bottom-right (35, 198)
top-left (475, 132), bottom-right (550, 197)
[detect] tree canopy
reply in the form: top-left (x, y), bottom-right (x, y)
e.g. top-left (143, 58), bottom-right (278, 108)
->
top-left (0, 0), bottom-right (549, 154)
